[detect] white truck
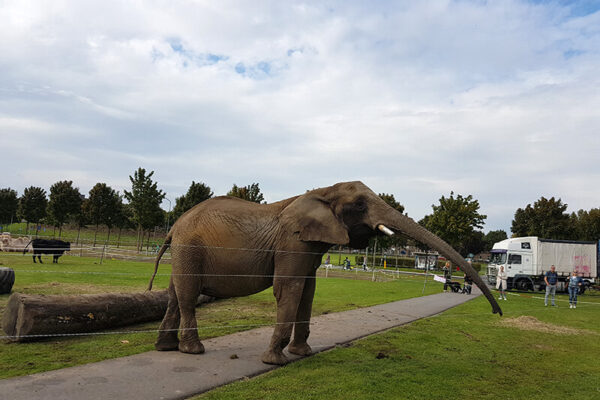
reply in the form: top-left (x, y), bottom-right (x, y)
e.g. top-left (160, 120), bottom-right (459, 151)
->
top-left (487, 237), bottom-right (599, 294)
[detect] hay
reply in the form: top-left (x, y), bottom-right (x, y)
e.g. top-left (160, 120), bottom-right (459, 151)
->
top-left (499, 315), bottom-right (596, 336)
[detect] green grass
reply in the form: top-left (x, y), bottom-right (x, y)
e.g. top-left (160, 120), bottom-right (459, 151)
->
top-left (195, 291), bottom-right (600, 400)
top-left (0, 252), bottom-right (440, 379)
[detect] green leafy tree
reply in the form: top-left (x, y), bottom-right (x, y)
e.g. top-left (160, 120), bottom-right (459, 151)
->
top-left (123, 168), bottom-right (166, 250)
top-left (511, 197), bottom-right (572, 239)
top-left (172, 181), bottom-right (213, 221)
top-left (0, 188), bottom-right (18, 224)
top-left (571, 209), bottom-right (600, 241)
top-left (227, 183), bottom-right (265, 203)
top-left (114, 202), bottom-right (134, 247)
top-left (419, 192), bottom-right (487, 256)
top-left (18, 186), bottom-right (48, 235)
top-left (484, 229), bottom-right (508, 251)
top-left (47, 181), bottom-right (82, 237)
top-left (86, 183), bottom-right (121, 246)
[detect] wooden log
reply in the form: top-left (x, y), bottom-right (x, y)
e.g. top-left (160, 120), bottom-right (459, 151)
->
top-left (1, 291), bottom-right (169, 341)
top-left (2, 291), bottom-right (219, 342)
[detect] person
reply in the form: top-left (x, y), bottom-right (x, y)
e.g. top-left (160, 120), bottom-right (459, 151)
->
top-left (496, 265), bottom-right (508, 300)
top-left (462, 273), bottom-right (473, 295)
top-left (325, 254), bottom-right (330, 265)
top-left (442, 261), bottom-right (452, 292)
top-left (343, 257), bottom-right (350, 270)
top-left (544, 265), bottom-right (558, 307)
top-left (567, 271), bottom-right (582, 309)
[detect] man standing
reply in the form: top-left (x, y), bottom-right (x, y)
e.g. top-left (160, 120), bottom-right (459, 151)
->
top-left (544, 265), bottom-right (558, 307)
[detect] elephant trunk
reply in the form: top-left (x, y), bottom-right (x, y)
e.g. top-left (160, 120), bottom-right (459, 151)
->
top-left (383, 211), bottom-right (502, 316)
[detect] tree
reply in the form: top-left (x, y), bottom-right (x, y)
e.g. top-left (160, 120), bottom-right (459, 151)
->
top-left (86, 183), bottom-right (121, 246)
top-left (172, 181), bottom-right (213, 221)
top-left (227, 183), bottom-right (265, 203)
top-left (571, 209), bottom-right (600, 241)
top-left (18, 186), bottom-right (48, 235)
top-left (419, 192), bottom-right (487, 256)
top-left (511, 197), bottom-right (572, 239)
top-left (123, 168), bottom-right (166, 251)
top-left (483, 230), bottom-right (508, 251)
top-left (47, 181), bottom-right (82, 237)
top-left (0, 188), bottom-right (18, 224)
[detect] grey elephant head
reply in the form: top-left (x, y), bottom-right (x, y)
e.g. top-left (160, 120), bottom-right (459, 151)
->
top-left (279, 181), bottom-right (502, 315)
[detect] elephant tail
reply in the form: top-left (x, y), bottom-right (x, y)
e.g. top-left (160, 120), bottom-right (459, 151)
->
top-left (147, 234), bottom-right (172, 291)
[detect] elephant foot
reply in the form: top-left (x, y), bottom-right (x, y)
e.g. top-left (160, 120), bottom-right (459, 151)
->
top-left (155, 338), bottom-right (179, 351)
top-left (288, 341), bottom-right (312, 356)
top-left (178, 339), bottom-right (205, 354)
top-left (261, 349), bottom-right (289, 365)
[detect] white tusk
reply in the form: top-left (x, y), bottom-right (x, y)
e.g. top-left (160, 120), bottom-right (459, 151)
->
top-left (378, 224), bottom-right (394, 236)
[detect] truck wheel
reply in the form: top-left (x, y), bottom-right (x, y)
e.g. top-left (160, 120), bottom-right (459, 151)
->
top-left (0, 267), bottom-right (15, 294)
top-left (578, 286), bottom-right (586, 295)
top-left (515, 279), bottom-right (532, 292)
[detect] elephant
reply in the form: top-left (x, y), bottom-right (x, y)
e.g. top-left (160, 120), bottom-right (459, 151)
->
top-left (148, 181), bottom-right (501, 365)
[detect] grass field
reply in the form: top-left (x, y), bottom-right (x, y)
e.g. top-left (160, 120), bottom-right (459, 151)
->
top-left (195, 291), bottom-right (600, 400)
top-left (2, 251), bottom-right (599, 399)
top-left (0, 252), bottom-right (439, 379)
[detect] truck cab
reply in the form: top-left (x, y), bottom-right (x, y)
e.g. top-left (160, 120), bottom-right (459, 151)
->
top-left (487, 237), bottom-right (536, 291)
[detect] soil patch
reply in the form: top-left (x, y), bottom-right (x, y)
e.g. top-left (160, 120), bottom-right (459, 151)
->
top-left (499, 316), bottom-right (596, 336)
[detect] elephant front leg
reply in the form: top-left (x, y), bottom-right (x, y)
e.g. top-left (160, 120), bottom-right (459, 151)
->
top-left (261, 277), bottom-right (305, 365)
top-left (288, 276), bottom-right (315, 356)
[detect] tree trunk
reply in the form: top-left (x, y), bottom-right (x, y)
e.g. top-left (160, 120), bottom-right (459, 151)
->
top-left (76, 225), bottom-right (81, 246)
top-left (117, 227), bottom-right (122, 248)
top-left (2, 291), bottom-right (217, 342)
top-left (107, 226), bottom-right (112, 246)
top-left (93, 224), bottom-right (99, 247)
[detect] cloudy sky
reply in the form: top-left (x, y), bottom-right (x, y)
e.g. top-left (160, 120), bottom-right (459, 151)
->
top-left (1, 0), bottom-right (599, 233)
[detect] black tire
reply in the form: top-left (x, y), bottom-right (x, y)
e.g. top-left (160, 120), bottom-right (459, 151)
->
top-left (515, 279), bottom-right (532, 292)
top-left (578, 286), bottom-right (586, 295)
top-left (0, 267), bottom-right (15, 294)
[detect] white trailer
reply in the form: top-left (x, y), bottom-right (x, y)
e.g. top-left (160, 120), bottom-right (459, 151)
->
top-left (487, 237), bottom-right (599, 293)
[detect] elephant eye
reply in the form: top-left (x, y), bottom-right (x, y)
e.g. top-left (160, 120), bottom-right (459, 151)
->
top-left (354, 201), bottom-right (367, 212)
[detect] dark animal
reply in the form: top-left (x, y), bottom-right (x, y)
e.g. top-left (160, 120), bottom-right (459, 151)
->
top-left (23, 239), bottom-right (71, 263)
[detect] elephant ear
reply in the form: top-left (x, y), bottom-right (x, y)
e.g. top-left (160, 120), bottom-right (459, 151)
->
top-left (283, 195), bottom-right (349, 245)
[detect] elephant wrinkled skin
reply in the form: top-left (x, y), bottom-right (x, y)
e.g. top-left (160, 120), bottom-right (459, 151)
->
top-left (148, 181), bottom-right (502, 365)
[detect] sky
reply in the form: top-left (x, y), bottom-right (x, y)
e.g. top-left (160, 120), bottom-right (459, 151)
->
top-left (1, 0), bottom-right (599, 234)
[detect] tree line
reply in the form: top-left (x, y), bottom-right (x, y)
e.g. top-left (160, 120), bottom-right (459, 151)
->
top-left (0, 167), bottom-right (266, 251)
top-left (1, 173), bottom-right (598, 256)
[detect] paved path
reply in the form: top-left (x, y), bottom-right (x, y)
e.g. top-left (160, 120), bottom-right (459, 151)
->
top-left (0, 291), bottom-right (480, 400)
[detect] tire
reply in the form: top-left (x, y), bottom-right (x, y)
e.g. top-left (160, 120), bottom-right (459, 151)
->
top-left (515, 279), bottom-right (532, 292)
top-left (578, 286), bottom-right (586, 295)
top-left (0, 267), bottom-right (15, 294)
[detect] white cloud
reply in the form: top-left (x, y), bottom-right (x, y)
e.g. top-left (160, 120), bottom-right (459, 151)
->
top-left (0, 0), bottom-right (599, 234)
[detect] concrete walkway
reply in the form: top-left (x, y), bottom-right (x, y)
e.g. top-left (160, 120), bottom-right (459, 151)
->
top-left (0, 291), bottom-right (480, 400)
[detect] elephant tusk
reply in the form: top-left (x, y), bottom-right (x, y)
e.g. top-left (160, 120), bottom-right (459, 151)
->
top-left (378, 224), bottom-right (394, 236)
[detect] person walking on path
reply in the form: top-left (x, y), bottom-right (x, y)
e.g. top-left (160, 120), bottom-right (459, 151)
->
top-left (545, 265), bottom-right (559, 307)
top-left (442, 261), bottom-right (452, 292)
top-left (496, 265), bottom-right (508, 300)
top-left (567, 271), bottom-right (582, 309)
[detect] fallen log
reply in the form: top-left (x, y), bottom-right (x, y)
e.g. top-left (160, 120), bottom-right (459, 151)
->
top-left (2, 291), bottom-right (217, 342)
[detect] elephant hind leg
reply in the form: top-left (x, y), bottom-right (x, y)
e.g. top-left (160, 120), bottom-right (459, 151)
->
top-left (155, 278), bottom-right (181, 351)
top-left (174, 272), bottom-right (204, 354)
